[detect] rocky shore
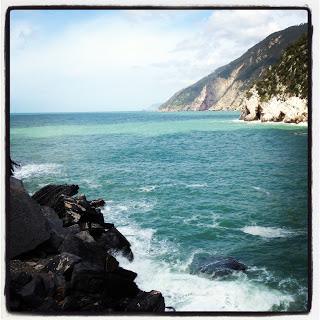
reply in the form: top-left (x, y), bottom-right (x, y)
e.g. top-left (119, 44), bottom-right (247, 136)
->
top-left (7, 177), bottom-right (166, 313)
top-left (239, 89), bottom-right (307, 124)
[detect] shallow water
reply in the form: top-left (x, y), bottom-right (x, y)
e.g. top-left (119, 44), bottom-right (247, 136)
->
top-left (10, 111), bottom-right (309, 312)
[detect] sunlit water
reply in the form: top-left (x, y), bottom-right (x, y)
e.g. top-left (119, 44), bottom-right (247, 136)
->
top-left (10, 111), bottom-right (308, 312)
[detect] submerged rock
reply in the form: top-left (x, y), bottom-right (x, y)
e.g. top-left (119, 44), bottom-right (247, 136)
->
top-left (190, 254), bottom-right (247, 278)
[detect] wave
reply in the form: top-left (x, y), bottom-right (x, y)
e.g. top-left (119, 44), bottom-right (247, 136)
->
top-left (113, 224), bottom-right (294, 311)
top-left (139, 185), bottom-right (157, 193)
top-left (252, 186), bottom-right (271, 196)
top-left (185, 183), bottom-right (208, 189)
top-left (103, 199), bottom-right (155, 216)
top-left (102, 201), bottom-right (295, 311)
top-left (241, 226), bottom-right (294, 239)
top-left (82, 178), bottom-right (102, 189)
top-left (13, 163), bottom-right (63, 180)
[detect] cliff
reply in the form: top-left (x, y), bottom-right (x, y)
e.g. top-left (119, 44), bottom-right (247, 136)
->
top-left (159, 24), bottom-right (307, 112)
top-left (240, 33), bottom-right (308, 123)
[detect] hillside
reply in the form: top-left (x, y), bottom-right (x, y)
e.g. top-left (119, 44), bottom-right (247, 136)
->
top-left (240, 33), bottom-right (308, 123)
top-left (159, 24), bottom-right (308, 112)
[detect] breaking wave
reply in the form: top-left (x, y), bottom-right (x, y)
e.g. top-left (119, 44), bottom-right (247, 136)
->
top-left (241, 226), bottom-right (294, 239)
top-left (13, 163), bottom-right (63, 180)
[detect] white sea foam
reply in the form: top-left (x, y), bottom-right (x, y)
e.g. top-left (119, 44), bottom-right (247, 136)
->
top-left (241, 226), bottom-right (294, 239)
top-left (103, 199), bottom-right (155, 216)
top-left (139, 185), bottom-right (157, 193)
top-left (82, 178), bottom-right (102, 189)
top-left (102, 201), bottom-right (295, 311)
top-left (114, 224), bottom-right (294, 311)
top-left (13, 163), bottom-right (63, 180)
top-left (185, 183), bottom-right (208, 188)
top-left (252, 186), bottom-right (271, 196)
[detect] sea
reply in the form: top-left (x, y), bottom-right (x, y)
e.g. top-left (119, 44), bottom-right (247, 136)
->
top-left (10, 111), bottom-right (309, 312)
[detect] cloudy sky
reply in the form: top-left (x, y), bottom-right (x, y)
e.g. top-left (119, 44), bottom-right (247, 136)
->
top-left (10, 9), bottom-right (307, 113)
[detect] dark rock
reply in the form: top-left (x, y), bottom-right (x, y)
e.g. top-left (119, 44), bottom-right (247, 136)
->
top-left (17, 274), bottom-right (48, 307)
top-left (59, 233), bottom-right (107, 269)
top-left (44, 252), bottom-right (82, 278)
top-left (105, 254), bottom-right (119, 272)
top-left (8, 177), bottom-right (51, 258)
top-left (41, 206), bottom-right (69, 252)
top-left (75, 230), bottom-right (96, 243)
top-left (98, 227), bottom-right (134, 261)
top-left (103, 273), bottom-right (139, 299)
top-left (124, 290), bottom-right (165, 312)
top-left (90, 199), bottom-right (106, 208)
top-left (66, 224), bottom-right (81, 234)
top-left (112, 267), bottom-right (137, 282)
top-left (32, 184), bottom-right (79, 211)
top-left (189, 254), bottom-right (247, 278)
top-left (71, 262), bottom-right (106, 293)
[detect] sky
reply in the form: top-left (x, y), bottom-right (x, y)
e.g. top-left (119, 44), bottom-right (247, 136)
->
top-left (10, 9), bottom-right (308, 113)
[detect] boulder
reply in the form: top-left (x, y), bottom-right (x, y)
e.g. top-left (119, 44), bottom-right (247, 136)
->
top-left (44, 252), bottom-right (82, 277)
top-left (32, 184), bottom-right (79, 210)
top-left (8, 177), bottom-right (51, 258)
top-left (70, 262), bottom-right (106, 293)
top-left (90, 199), bottom-right (106, 208)
top-left (41, 206), bottom-right (69, 252)
top-left (97, 227), bottom-right (134, 261)
top-left (189, 254), bottom-right (247, 278)
top-left (124, 290), bottom-right (165, 312)
top-left (59, 233), bottom-right (107, 269)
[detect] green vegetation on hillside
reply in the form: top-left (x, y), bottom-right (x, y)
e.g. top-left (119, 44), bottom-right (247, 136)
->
top-left (254, 33), bottom-right (308, 102)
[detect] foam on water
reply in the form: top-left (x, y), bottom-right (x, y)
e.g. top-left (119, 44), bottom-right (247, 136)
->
top-left (241, 226), bottom-right (294, 239)
top-left (102, 204), bottom-right (295, 311)
top-left (13, 163), bottom-right (62, 180)
top-left (185, 183), bottom-right (208, 189)
top-left (139, 185), bottom-right (157, 193)
top-left (252, 186), bottom-right (271, 196)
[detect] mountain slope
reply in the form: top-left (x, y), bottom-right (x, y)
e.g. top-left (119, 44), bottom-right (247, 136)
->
top-left (159, 24), bottom-right (308, 112)
top-left (239, 33), bottom-right (308, 123)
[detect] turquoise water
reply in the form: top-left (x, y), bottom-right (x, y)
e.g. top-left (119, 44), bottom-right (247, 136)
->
top-left (10, 111), bottom-right (309, 312)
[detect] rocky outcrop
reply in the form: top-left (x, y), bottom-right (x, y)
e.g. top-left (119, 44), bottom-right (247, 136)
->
top-left (159, 24), bottom-right (307, 112)
top-left (8, 177), bottom-right (50, 259)
top-left (189, 254), bottom-right (247, 279)
top-left (239, 88), bottom-right (307, 123)
top-left (7, 180), bottom-right (165, 313)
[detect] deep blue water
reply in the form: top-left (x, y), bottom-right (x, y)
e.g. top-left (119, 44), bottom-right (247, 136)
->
top-left (10, 111), bottom-right (309, 311)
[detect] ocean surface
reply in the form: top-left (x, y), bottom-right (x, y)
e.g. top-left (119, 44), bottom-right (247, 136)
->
top-left (10, 111), bottom-right (309, 312)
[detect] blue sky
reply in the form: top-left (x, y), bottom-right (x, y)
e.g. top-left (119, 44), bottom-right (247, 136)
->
top-left (10, 9), bottom-right (308, 113)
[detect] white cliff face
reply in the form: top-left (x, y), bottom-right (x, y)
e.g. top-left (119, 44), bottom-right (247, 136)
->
top-left (240, 89), bottom-right (307, 123)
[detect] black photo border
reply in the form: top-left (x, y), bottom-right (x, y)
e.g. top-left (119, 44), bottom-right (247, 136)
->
top-left (4, 4), bottom-right (313, 316)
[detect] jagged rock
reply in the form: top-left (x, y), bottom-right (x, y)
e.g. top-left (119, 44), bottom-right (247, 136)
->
top-left (90, 199), bottom-right (106, 208)
top-left (103, 273), bottom-right (139, 299)
top-left (32, 184), bottom-right (79, 211)
top-left (44, 252), bottom-right (82, 277)
top-left (97, 227), bottom-right (134, 261)
top-left (9, 177), bottom-right (51, 258)
top-left (190, 254), bottom-right (247, 278)
top-left (124, 290), bottom-right (165, 312)
top-left (59, 233), bottom-right (107, 269)
top-left (105, 254), bottom-right (119, 272)
top-left (41, 206), bottom-right (69, 252)
top-left (71, 262), bottom-right (106, 294)
top-left (113, 267), bottom-right (137, 282)
top-left (75, 231), bottom-right (96, 243)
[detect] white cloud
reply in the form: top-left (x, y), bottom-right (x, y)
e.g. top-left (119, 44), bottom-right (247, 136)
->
top-left (10, 10), bottom-right (308, 112)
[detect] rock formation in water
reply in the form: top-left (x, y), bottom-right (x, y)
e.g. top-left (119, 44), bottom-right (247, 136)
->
top-left (159, 24), bottom-right (307, 114)
top-left (7, 177), bottom-right (165, 313)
